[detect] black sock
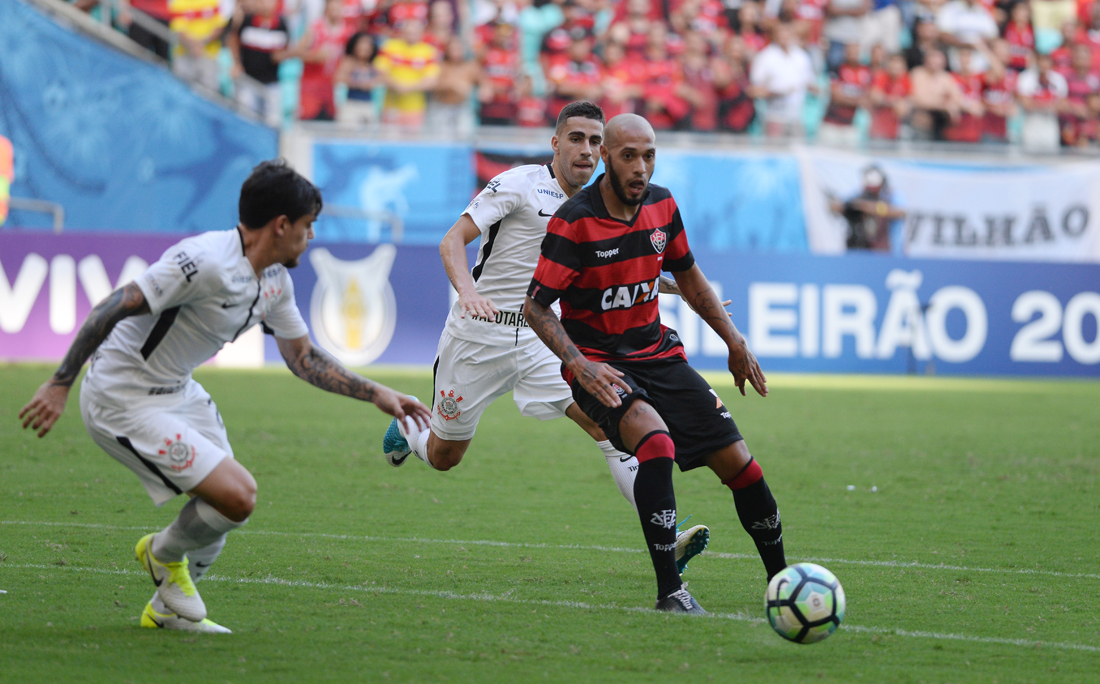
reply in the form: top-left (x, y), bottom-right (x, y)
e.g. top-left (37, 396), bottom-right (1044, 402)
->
top-left (731, 477), bottom-right (786, 580)
top-left (633, 453), bottom-right (681, 600)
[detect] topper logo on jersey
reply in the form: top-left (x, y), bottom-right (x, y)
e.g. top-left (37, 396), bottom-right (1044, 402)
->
top-left (601, 277), bottom-right (661, 311)
top-left (309, 245), bottom-right (397, 366)
top-left (650, 228), bottom-right (667, 254)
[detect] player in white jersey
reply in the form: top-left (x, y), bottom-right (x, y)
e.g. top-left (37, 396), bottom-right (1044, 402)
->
top-left (19, 160), bottom-right (431, 633)
top-left (382, 102), bottom-right (710, 572)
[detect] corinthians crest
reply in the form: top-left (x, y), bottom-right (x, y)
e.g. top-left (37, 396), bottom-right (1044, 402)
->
top-left (437, 389), bottom-right (463, 421)
top-left (158, 434), bottom-right (195, 472)
top-left (309, 245), bottom-right (398, 366)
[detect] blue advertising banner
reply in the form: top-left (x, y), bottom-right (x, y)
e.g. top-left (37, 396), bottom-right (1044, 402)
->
top-left (652, 150), bottom-right (808, 254)
top-left (260, 241), bottom-right (454, 366)
top-left (671, 251), bottom-right (1100, 376)
top-left (0, 0), bottom-right (278, 233)
top-left (311, 140), bottom-right (475, 245)
top-left (4, 232), bottom-right (1096, 377)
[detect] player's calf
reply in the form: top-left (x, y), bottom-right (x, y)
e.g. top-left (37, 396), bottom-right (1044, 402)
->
top-left (630, 429), bottom-right (683, 603)
top-left (716, 447), bottom-right (786, 581)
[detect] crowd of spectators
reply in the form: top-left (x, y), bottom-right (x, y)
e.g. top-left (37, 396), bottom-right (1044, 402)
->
top-left (84, 0), bottom-right (1100, 148)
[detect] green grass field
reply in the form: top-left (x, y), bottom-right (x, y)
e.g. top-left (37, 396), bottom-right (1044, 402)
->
top-left (2, 363), bottom-right (1098, 683)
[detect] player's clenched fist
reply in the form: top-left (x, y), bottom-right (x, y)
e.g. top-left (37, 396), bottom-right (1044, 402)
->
top-left (19, 382), bottom-right (70, 438)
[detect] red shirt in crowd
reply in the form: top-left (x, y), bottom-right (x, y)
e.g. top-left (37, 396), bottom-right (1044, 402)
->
top-left (517, 96), bottom-right (548, 127)
top-left (944, 72), bottom-right (984, 142)
top-left (824, 63), bottom-right (872, 126)
top-left (981, 69), bottom-right (1017, 140)
top-left (681, 59), bottom-right (719, 131)
top-left (547, 57), bottom-right (602, 119)
top-left (1060, 70), bottom-right (1100, 144)
top-left (540, 25), bottom-right (577, 67)
top-left (717, 74), bottom-right (756, 132)
top-left (299, 18), bottom-right (354, 119)
top-left (1065, 70), bottom-right (1100, 104)
top-left (1003, 23), bottom-right (1034, 72)
top-left (644, 57), bottom-right (690, 129)
top-left (869, 68), bottom-right (910, 140)
top-left (601, 57), bottom-right (647, 117)
top-left (671, 0), bottom-right (729, 37)
top-left (481, 44), bottom-right (520, 120)
top-left (1050, 45), bottom-right (1074, 76)
top-left (796, 0), bottom-right (828, 45)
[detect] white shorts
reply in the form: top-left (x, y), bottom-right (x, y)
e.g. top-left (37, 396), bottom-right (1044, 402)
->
top-left (79, 380), bottom-right (233, 506)
top-left (430, 330), bottom-right (574, 441)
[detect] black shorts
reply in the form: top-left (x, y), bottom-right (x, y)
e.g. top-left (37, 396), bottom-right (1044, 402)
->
top-left (569, 356), bottom-right (743, 472)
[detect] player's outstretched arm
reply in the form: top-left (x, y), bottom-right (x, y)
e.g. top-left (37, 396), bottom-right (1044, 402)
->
top-left (440, 215), bottom-right (499, 321)
top-left (523, 295), bottom-right (630, 408)
top-left (276, 334), bottom-right (431, 429)
top-left (19, 282), bottom-right (150, 438)
top-left (671, 265), bottom-right (768, 398)
top-left (658, 276), bottom-right (732, 318)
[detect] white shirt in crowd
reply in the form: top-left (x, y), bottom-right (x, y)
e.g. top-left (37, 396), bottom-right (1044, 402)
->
top-left (751, 43), bottom-right (816, 123)
top-left (1016, 68), bottom-right (1069, 99)
top-left (935, 0), bottom-right (998, 44)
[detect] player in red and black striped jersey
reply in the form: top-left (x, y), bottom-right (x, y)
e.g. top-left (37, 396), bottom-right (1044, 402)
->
top-left (525, 114), bottom-right (787, 614)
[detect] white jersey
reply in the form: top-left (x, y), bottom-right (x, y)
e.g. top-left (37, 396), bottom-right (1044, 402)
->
top-left (445, 163), bottom-right (565, 347)
top-left (83, 228), bottom-right (309, 399)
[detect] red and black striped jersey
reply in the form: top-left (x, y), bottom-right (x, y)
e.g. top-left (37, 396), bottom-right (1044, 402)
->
top-left (527, 177), bottom-right (694, 362)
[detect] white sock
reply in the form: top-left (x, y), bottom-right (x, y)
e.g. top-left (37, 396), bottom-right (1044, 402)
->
top-left (412, 429), bottom-right (435, 469)
top-left (187, 534), bottom-right (227, 581)
top-left (152, 497), bottom-right (245, 563)
top-left (598, 440), bottom-right (638, 513)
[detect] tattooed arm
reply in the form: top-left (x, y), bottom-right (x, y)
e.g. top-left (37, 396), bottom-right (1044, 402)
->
top-left (523, 295), bottom-right (630, 409)
top-left (20, 282), bottom-right (150, 437)
top-left (671, 264), bottom-right (768, 398)
top-left (658, 275), bottom-right (733, 317)
top-left (276, 335), bottom-right (431, 428)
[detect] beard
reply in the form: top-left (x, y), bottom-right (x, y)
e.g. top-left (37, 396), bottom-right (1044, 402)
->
top-left (607, 160), bottom-right (646, 207)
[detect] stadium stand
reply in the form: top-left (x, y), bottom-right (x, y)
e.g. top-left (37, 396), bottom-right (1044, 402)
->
top-left (43, 0), bottom-right (1100, 150)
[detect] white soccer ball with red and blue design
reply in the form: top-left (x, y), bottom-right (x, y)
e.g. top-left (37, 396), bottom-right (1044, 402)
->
top-left (765, 563), bottom-right (845, 644)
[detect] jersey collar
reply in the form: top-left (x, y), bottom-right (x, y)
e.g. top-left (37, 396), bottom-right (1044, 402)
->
top-left (545, 163), bottom-right (555, 179)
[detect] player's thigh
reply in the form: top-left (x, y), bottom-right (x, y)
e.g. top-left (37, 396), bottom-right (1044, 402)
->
top-left (430, 332), bottom-right (520, 442)
top-left (512, 341), bottom-right (574, 421)
top-left (179, 382), bottom-right (235, 459)
top-left (79, 388), bottom-right (232, 507)
top-left (639, 359), bottom-right (743, 471)
top-left (569, 365), bottom-right (656, 454)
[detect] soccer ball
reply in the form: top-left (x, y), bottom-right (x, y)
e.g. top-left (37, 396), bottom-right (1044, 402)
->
top-left (764, 563), bottom-right (846, 644)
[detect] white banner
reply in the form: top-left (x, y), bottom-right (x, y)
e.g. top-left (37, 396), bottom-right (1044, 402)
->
top-left (797, 148), bottom-right (1100, 262)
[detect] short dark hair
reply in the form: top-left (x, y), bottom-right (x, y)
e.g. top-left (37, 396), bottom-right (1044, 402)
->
top-left (239, 159), bottom-right (323, 229)
top-left (345, 31), bottom-right (374, 58)
top-left (554, 101), bottom-right (605, 135)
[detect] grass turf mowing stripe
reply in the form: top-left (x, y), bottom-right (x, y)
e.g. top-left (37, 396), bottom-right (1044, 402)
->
top-left (5, 519), bottom-right (1100, 581)
top-left (4, 561), bottom-right (1099, 654)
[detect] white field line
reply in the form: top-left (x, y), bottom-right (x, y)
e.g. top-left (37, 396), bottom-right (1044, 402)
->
top-left (4, 519), bottom-right (1100, 582)
top-left (2, 562), bottom-right (1098, 654)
